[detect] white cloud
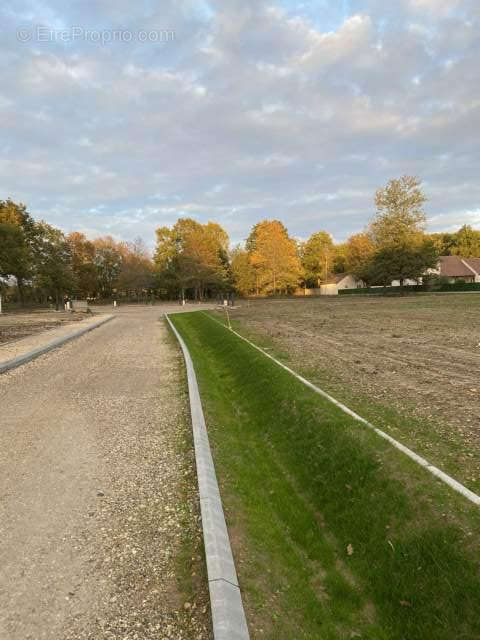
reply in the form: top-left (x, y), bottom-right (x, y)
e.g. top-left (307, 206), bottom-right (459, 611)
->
top-left (299, 14), bottom-right (373, 66)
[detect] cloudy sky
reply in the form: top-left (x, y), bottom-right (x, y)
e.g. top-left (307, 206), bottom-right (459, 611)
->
top-left (1, 0), bottom-right (479, 246)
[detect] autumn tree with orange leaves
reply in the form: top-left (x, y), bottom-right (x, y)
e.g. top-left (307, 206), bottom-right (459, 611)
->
top-left (248, 220), bottom-right (301, 295)
top-left (344, 233), bottom-right (375, 281)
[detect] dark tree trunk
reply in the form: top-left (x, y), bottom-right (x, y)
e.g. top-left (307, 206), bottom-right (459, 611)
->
top-left (17, 278), bottom-right (25, 307)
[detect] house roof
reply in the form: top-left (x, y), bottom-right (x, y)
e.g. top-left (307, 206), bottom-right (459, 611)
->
top-left (464, 258), bottom-right (480, 274)
top-left (322, 273), bottom-right (354, 285)
top-left (439, 256), bottom-right (480, 277)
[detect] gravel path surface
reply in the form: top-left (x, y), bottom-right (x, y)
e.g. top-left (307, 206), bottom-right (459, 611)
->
top-left (0, 305), bottom-right (212, 640)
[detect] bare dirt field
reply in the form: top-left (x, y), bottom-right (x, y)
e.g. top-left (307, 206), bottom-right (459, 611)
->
top-left (230, 293), bottom-right (480, 493)
top-left (0, 309), bottom-right (88, 344)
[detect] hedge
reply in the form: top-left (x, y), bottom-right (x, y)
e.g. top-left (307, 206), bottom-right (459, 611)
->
top-left (339, 282), bottom-right (480, 295)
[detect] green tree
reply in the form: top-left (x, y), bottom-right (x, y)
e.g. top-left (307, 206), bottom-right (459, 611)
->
top-left (93, 237), bottom-right (124, 298)
top-left (370, 176), bottom-right (427, 248)
top-left (332, 243), bottom-right (348, 274)
top-left (301, 231), bottom-right (334, 286)
top-left (0, 199), bottom-right (37, 303)
top-left (67, 232), bottom-right (97, 298)
top-left (0, 223), bottom-right (30, 282)
top-left (34, 223), bottom-right (74, 309)
top-left (154, 227), bottom-right (177, 271)
top-left (365, 176), bottom-right (436, 285)
top-left (366, 240), bottom-right (438, 287)
top-left (154, 226), bottom-right (182, 296)
top-left (154, 219), bottom-right (230, 299)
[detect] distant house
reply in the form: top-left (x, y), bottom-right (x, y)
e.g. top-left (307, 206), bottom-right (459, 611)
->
top-left (293, 273), bottom-right (363, 297)
top-left (434, 256), bottom-right (480, 283)
top-left (319, 273), bottom-right (363, 295)
top-left (391, 255), bottom-right (480, 287)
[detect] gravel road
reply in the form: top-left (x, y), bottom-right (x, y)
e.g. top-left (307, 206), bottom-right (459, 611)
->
top-left (0, 305), bottom-right (212, 640)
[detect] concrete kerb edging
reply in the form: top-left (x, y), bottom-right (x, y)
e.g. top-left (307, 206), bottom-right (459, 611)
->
top-left (202, 311), bottom-right (480, 508)
top-left (165, 313), bottom-right (250, 640)
top-left (0, 315), bottom-right (116, 374)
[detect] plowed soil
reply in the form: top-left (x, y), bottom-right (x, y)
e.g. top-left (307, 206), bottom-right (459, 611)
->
top-left (0, 310), bottom-right (86, 344)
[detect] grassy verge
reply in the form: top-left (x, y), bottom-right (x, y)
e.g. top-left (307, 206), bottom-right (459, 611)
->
top-left (169, 311), bottom-right (480, 640)
top-left (217, 308), bottom-right (479, 495)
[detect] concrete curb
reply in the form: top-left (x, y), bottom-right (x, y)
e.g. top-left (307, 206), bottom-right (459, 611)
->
top-left (203, 311), bottom-right (480, 508)
top-left (165, 314), bottom-right (250, 640)
top-left (0, 315), bottom-right (115, 375)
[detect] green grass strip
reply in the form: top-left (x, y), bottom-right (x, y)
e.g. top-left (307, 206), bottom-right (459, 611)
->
top-left (169, 311), bottom-right (480, 640)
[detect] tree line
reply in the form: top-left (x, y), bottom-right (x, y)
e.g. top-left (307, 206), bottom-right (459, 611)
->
top-left (2, 176), bottom-right (479, 304)
top-left (0, 199), bottom-right (154, 307)
top-left (231, 176), bottom-right (480, 295)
